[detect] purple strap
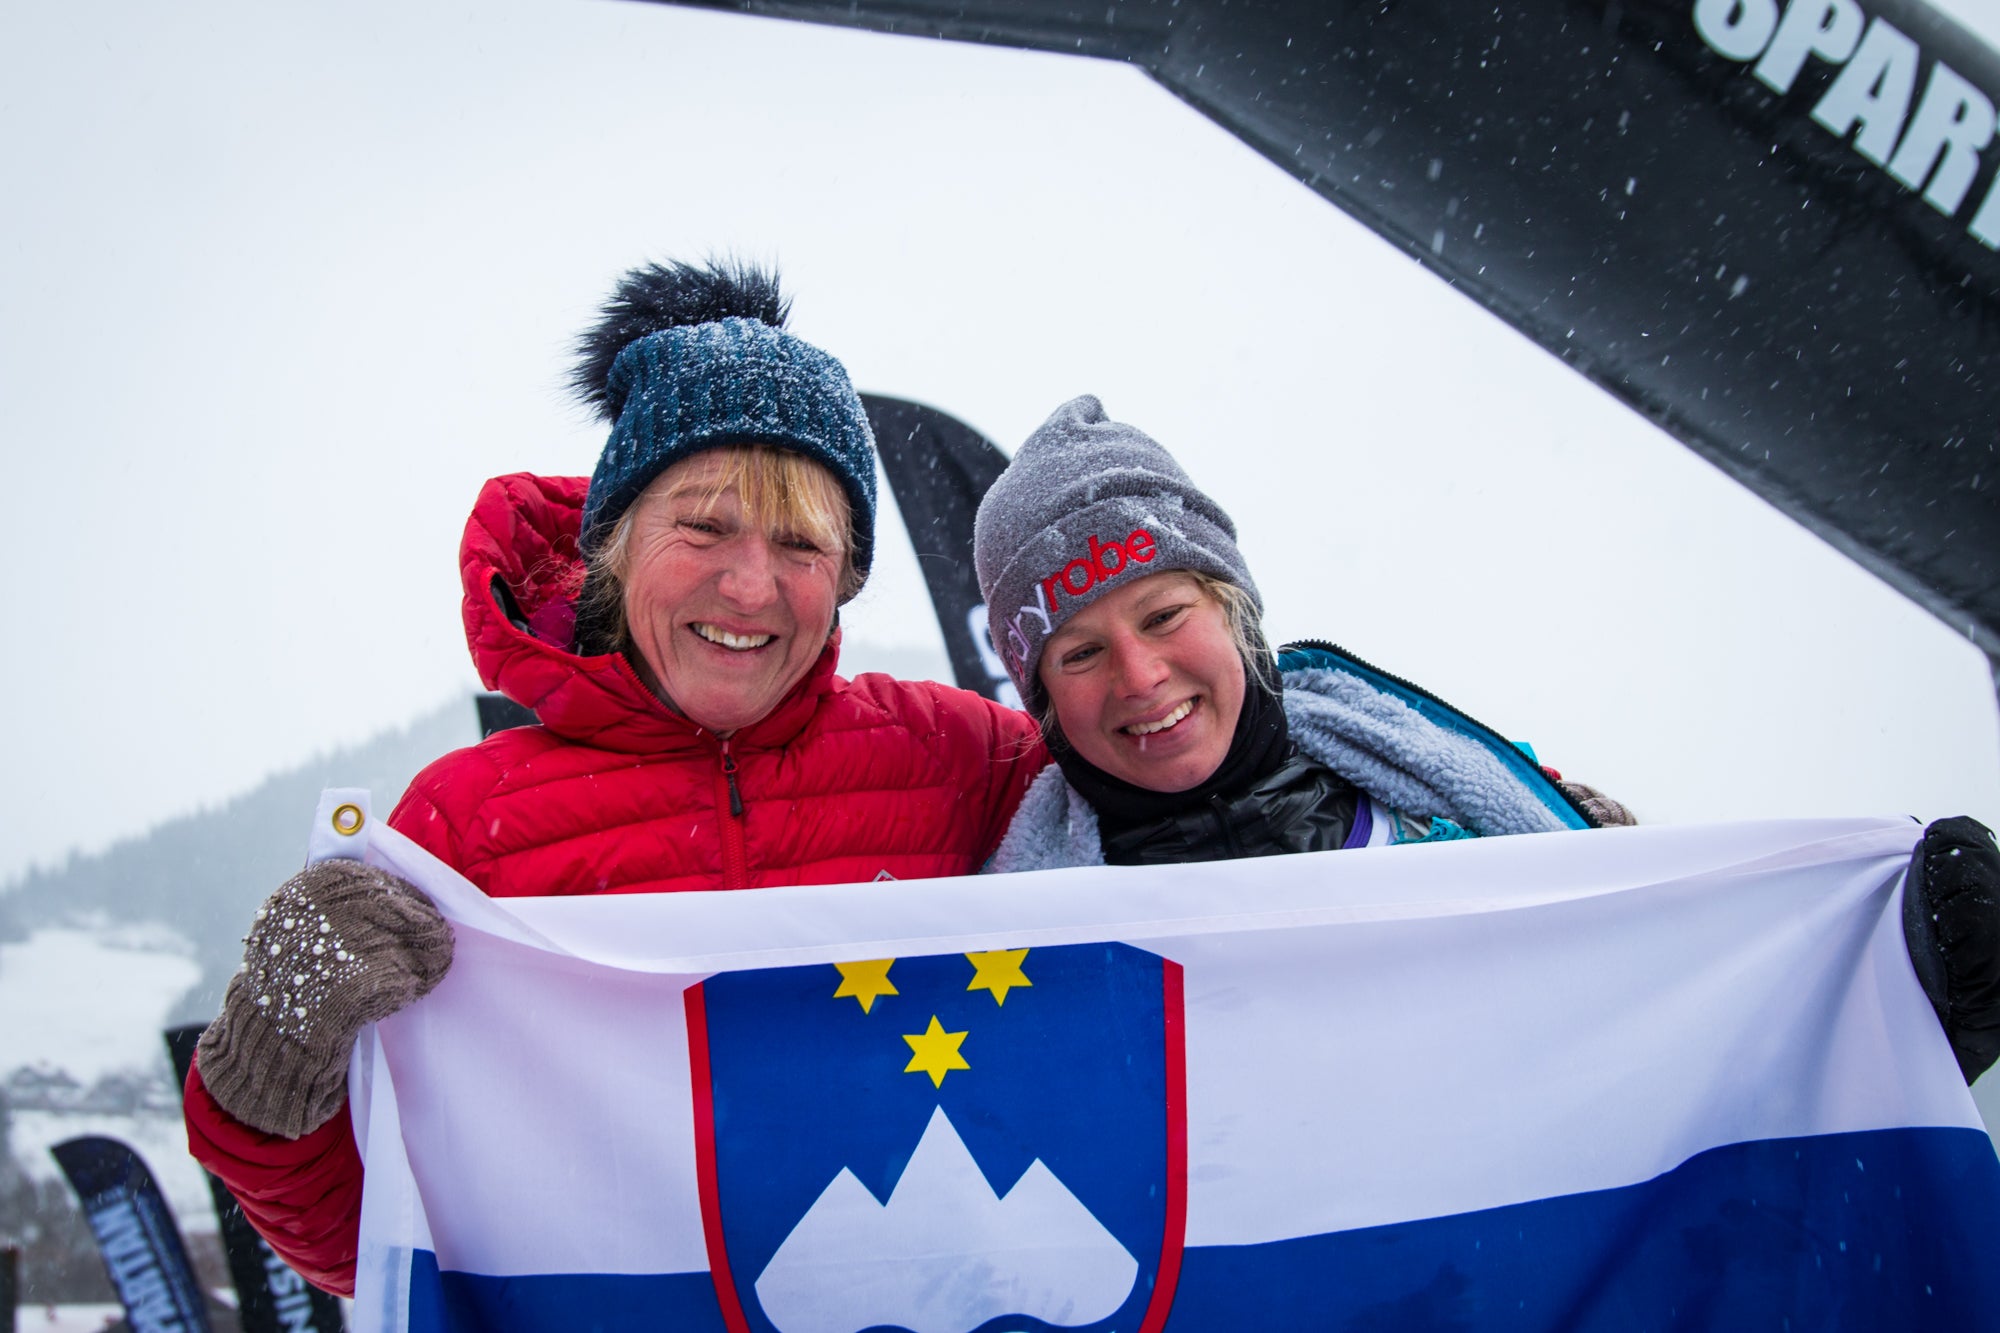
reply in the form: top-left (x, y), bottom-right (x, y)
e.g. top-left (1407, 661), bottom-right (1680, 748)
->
top-left (1342, 797), bottom-right (1374, 850)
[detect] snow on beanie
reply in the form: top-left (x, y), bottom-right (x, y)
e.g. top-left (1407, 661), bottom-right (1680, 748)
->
top-left (974, 395), bottom-right (1259, 711)
top-left (572, 259), bottom-right (878, 583)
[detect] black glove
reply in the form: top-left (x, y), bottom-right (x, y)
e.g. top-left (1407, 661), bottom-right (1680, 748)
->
top-left (1902, 816), bottom-right (2000, 1084)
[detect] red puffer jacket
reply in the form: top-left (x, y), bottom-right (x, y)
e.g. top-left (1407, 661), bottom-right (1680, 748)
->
top-left (184, 473), bottom-right (1046, 1294)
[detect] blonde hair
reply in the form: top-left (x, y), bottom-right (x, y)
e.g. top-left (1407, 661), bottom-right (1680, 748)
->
top-left (577, 445), bottom-right (860, 654)
top-left (1188, 571), bottom-right (1274, 687)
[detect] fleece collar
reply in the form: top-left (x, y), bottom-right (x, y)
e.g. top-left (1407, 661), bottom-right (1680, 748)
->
top-left (985, 656), bottom-right (1576, 874)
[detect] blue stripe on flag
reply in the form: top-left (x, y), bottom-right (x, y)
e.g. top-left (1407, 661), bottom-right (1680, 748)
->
top-left (405, 1126), bottom-right (2000, 1331)
top-left (407, 1252), bottom-right (726, 1332)
top-left (1168, 1126), bottom-right (2000, 1331)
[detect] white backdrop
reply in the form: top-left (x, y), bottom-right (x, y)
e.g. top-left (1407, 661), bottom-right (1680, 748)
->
top-left (2, 0), bottom-right (1996, 883)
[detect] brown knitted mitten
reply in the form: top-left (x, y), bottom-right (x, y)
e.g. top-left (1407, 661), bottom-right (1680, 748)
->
top-left (1559, 780), bottom-right (1639, 828)
top-left (195, 859), bottom-right (453, 1139)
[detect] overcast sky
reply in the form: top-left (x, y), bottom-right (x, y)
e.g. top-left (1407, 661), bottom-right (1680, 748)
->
top-left (3, 0), bottom-right (1998, 886)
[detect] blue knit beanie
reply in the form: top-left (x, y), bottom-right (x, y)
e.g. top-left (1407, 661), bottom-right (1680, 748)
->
top-left (572, 261), bottom-right (878, 584)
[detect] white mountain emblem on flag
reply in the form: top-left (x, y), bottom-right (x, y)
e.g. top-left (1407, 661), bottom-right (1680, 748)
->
top-left (753, 1105), bottom-right (1139, 1333)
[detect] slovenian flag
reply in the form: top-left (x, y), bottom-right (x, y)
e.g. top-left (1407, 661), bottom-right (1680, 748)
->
top-left (310, 791), bottom-right (2000, 1332)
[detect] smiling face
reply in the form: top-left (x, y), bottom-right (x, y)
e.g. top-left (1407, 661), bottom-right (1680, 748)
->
top-left (617, 449), bottom-right (849, 735)
top-left (1038, 570), bottom-right (1248, 793)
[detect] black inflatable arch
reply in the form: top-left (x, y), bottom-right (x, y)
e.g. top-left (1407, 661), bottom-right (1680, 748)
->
top-left (647, 0), bottom-right (2000, 701)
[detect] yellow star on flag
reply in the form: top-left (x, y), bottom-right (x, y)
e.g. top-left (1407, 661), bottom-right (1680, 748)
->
top-left (965, 948), bottom-right (1033, 1006)
top-left (832, 958), bottom-right (898, 1013)
top-left (902, 1015), bottom-right (970, 1087)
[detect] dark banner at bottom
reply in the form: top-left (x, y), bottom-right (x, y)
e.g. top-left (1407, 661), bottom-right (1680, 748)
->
top-left (50, 1136), bottom-right (212, 1333)
top-left (166, 1026), bottom-right (345, 1333)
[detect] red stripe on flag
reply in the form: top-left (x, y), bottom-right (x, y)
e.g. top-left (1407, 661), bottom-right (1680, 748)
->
top-left (1139, 958), bottom-right (1189, 1333)
top-left (685, 982), bottom-right (752, 1333)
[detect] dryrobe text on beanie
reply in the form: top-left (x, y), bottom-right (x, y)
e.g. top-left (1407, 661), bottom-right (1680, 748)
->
top-left (974, 395), bottom-right (1258, 710)
top-left (572, 260), bottom-right (879, 581)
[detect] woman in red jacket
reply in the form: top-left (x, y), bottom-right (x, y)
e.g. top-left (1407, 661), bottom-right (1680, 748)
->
top-left (183, 260), bottom-right (1046, 1294)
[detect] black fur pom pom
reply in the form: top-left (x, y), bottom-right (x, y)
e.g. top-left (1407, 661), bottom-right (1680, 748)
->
top-left (571, 259), bottom-right (791, 421)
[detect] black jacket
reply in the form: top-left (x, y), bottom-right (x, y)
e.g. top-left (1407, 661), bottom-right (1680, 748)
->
top-left (1099, 753), bottom-right (1366, 866)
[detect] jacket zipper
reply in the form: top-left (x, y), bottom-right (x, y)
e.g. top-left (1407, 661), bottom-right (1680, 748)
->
top-left (1279, 638), bottom-right (1595, 827)
top-left (716, 738), bottom-right (749, 889)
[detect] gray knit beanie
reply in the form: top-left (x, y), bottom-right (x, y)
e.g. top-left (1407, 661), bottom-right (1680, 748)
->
top-left (974, 395), bottom-right (1258, 710)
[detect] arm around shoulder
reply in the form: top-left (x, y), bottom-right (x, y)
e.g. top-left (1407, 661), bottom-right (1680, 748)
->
top-left (952, 688), bottom-right (1050, 863)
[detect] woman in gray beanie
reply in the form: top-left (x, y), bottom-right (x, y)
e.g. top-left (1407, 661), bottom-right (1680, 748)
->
top-left (975, 394), bottom-right (1625, 873)
top-left (973, 395), bottom-right (2000, 1091)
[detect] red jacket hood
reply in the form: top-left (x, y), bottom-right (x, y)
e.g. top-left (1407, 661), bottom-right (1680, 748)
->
top-left (458, 472), bottom-right (837, 753)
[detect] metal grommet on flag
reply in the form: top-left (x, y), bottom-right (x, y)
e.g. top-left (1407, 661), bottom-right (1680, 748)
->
top-left (308, 787), bottom-right (374, 866)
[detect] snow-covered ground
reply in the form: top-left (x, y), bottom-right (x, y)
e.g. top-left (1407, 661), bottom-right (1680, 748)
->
top-left (16, 1301), bottom-right (254, 1333)
top-left (15, 1304), bottom-right (125, 1332)
top-left (1, 923), bottom-right (219, 1235)
top-left (0, 926), bottom-right (199, 1082)
top-left (11, 1108), bottom-right (220, 1236)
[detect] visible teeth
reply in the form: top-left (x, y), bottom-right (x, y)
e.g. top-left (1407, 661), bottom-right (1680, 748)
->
top-left (694, 624), bottom-right (774, 651)
top-left (1126, 700), bottom-right (1194, 736)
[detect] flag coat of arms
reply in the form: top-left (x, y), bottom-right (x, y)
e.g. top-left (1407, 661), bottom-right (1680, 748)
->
top-left (315, 791), bottom-right (2000, 1332)
top-left (692, 942), bottom-right (1182, 1333)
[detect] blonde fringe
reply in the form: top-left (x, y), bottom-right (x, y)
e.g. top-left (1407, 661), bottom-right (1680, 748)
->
top-left (580, 446), bottom-right (859, 655)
